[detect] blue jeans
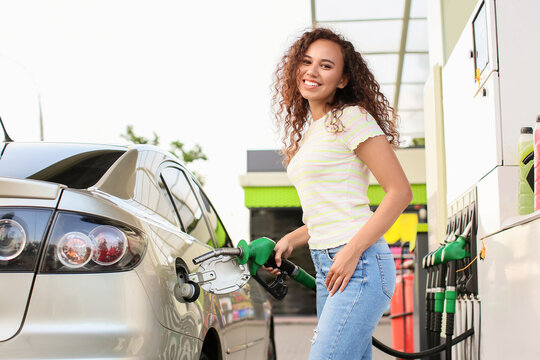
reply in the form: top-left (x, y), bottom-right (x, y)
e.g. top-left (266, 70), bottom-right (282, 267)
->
top-left (309, 238), bottom-right (396, 360)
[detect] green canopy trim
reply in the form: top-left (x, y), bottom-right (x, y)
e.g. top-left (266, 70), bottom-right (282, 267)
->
top-left (243, 184), bottom-right (427, 208)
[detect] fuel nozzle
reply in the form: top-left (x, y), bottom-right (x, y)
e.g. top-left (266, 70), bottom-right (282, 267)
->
top-left (236, 237), bottom-right (276, 275)
top-left (442, 221), bottom-right (473, 356)
top-left (429, 229), bottom-right (458, 315)
top-left (432, 244), bottom-right (447, 314)
top-left (441, 222), bottom-right (472, 263)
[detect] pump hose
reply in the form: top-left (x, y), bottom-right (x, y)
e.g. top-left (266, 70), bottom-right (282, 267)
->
top-left (265, 255), bottom-right (316, 290)
top-left (372, 327), bottom-right (474, 359)
top-left (446, 312), bottom-right (455, 360)
top-left (291, 265), bottom-right (316, 289)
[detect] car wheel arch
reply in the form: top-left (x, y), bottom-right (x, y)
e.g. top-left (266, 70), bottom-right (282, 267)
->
top-left (267, 316), bottom-right (277, 360)
top-left (200, 327), bottom-right (223, 360)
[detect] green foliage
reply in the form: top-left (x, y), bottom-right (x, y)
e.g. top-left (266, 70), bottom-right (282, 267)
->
top-left (121, 125), bottom-right (207, 184)
top-left (169, 141), bottom-right (207, 163)
top-left (121, 125), bottom-right (159, 145)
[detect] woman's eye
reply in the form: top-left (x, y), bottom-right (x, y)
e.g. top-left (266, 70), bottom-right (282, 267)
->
top-left (302, 59), bottom-right (311, 65)
top-left (321, 64), bottom-right (332, 70)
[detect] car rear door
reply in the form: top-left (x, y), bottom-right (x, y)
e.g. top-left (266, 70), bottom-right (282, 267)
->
top-left (187, 174), bottom-right (270, 359)
top-left (160, 166), bottom-right (248, 360)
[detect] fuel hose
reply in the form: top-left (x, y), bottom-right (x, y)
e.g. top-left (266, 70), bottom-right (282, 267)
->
top-left (372, 327), bottom-right (474, 359)
top-left (264, 255), bottom-right (316, 290)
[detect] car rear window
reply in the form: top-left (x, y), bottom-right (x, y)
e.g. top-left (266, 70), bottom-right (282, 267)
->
top-left (0, 143), bottom-right (126, 189)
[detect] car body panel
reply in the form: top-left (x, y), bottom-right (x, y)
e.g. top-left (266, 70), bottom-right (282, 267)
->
top-left (0, 274), bottom-right (33, 341)
top-left (0, 272), bottom-right (201, 359)
top-left (0, 197), bottom-right (60, 208)
top-left (92, 147), bottom-right (140, 200)
top-left (0, 177), bottom-right (64, 200)
top-left (243, 280), bottom-right (272, 359)
top-left (57, 189), bottom-right (149, 235)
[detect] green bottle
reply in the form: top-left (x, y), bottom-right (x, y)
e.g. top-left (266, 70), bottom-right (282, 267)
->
top-left (518, 127), bottom-right (534, 215)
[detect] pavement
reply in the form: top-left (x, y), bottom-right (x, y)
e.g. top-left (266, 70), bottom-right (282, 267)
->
top-left (274, 315), bottom-right (393, 360)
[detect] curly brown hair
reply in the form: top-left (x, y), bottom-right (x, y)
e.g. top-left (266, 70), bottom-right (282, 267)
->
top-left (272, 27), bottom-right (400, 164)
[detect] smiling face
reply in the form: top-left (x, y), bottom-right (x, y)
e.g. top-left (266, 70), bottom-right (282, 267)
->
top-left (297, 39), bottom-right (349, 119)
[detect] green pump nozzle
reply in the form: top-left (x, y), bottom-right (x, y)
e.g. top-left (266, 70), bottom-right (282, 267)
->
top-left (441, 222), bottom-right (472, 263)
top-left (237, 237), bottom-right (276, 275)
top-left (443, 221), bottom-right (472, 321)
top-left (236, 237), bottom-right (316, 290)
top-left (428, 228), bottom-right (458, 267)
top-left (422, 232), bottom-right (450, 321)
top-left (431, 245), bottom-right (446, 266)
top-left (432, 245), bottom-right (447, 315)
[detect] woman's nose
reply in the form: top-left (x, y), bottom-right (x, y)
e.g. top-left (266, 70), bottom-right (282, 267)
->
top-left (306, 64), bottom-right (318, 77)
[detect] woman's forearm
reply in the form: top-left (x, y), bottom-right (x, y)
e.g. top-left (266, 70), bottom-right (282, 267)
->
top-left (271, 225), bottom-right (310, 267)
top-left (282, 224), bottom-right (310, 249)
top-left (348, 187), bottom-right (412, 254)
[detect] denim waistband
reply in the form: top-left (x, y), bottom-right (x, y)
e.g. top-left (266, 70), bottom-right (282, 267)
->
top-left (310, 237), bottom-right (389, 254)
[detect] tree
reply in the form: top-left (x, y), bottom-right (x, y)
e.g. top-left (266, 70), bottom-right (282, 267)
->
top-left (121, 125), bottom-right (208, 184)
top-left (121, 125), bottom-right (160, 145)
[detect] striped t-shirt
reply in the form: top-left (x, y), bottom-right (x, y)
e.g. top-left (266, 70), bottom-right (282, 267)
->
top-left (286, 106), bottom-right (385, 249)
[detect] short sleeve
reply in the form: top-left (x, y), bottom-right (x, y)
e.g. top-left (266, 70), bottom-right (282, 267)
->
top-left (339, 107), bottom-right (385, 151)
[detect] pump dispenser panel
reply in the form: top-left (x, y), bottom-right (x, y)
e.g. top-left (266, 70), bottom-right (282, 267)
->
top-left (446, 187), bottom-right (480, 360)
top-left (447, 188), bottom-right (478, 297)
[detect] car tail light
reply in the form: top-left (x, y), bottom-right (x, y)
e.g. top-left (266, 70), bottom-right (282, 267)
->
top-left (89, 226), bottom-right (127, 266)
top-left (41, 212), bottom-right (146, 273)
top-left (56, 232), bottom-right (94, 268)
top-left (0, 208), bottom-right (54, 272)
top-left (0, 219), bottom-right (27, 261)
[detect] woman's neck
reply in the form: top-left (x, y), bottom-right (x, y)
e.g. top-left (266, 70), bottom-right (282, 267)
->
top-left (310, 102), bottom-right (331, 121)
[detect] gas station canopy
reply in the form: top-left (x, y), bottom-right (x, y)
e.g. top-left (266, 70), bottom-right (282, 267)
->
top-left (312, 0), bottom-right (428, 145)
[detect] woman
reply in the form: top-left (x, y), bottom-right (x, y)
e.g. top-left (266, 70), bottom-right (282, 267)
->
top-left (269, 27), bottom-right (413, 359)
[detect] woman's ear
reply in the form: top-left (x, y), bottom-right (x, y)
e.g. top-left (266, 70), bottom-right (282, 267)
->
top-left (338, 75), bottom-right (349, 89)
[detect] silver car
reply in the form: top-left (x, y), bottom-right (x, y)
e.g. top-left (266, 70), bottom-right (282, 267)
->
top-left (0, 141), bottom-right (276, 360)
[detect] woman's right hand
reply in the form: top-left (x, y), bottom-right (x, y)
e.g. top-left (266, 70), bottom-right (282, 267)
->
top-left (262, 225), bottom-right (309, 275)
top-left (262, 237), bottom-right (294, 275)
top-left (273, 237), bottom-right (294, 267)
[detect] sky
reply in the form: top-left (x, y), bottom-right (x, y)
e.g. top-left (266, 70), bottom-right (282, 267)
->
top-left (0, 0), bottom-right (313, 242)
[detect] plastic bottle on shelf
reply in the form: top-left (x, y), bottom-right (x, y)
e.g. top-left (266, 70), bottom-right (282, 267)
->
top-left (535, 116), bottom-right (540, 211)
top-left (519, 126), bottom-right (534, 215)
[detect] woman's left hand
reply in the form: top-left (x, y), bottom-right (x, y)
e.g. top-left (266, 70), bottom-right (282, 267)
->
top-left (325, 244), bottom-right (362, 296)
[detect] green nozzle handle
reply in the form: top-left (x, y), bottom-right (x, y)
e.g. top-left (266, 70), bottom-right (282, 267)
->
top-left (432, 246), bottom-right (445, 266)
top-left (237, 237), bottom-right (316, 291)
top-left (237, 237), bottom-right (276, 275)
top-left (445, 288), bottom-right (457, 313)
top-left (441, 235), bottom-right (471, 263)
top-left (434, 291), bottom-right (445, 313)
